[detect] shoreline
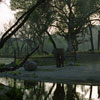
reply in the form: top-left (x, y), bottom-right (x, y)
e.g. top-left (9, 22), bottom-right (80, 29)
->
top-left (0, 64), bottom-right (100, 85)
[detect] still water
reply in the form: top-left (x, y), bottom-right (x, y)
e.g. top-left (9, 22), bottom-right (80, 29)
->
top-left (0, 77), bottom-right (100, 100)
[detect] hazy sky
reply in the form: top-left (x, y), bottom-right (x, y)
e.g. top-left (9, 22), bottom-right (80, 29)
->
top-left (0, 0), bottom-right (15, 34)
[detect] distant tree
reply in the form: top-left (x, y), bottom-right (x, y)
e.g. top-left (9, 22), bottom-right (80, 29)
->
top-left (14, 0), bottom-right (57, 53)
top-left (49, 0), bottom-right (100, 52)
top-left (3, 0), bottom-right (100, 52)
top-left (0, 0), bottom-right (46, 72)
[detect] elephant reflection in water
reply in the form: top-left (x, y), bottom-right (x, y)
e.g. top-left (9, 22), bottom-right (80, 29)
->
top-left (52, 84), bottom-right (65, 100)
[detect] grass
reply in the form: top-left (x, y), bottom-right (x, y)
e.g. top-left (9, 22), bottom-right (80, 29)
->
top-left (1, 52), bottom-right (100, 68)
top-left (8, 71), bottom-right (21, 75)
top-left (0, 56), bottom-right (80, 67)
top-left (30, 56), bottom-right (56, 66)
top-left (31, 53), bottom-right (53, 58)
top-left (0, 64), bottom-right (5, 68)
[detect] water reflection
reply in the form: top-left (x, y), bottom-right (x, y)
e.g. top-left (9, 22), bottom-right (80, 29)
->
top-left (98, 86), bottom-right (100, 98)
top-left (0, 77), bottom-right (100, 100)
top-left (24, 80), bottom-right (37, 88)
top-left (66, 84), bottom-right (79, 100)
top-left (52, 84), bottom-right (65, 100)
top-left (24, 82), bottom-right (48, 100)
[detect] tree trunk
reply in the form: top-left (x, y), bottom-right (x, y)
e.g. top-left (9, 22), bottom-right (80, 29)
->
top-left (20, 42), bottom-right (25, 56)
top-left (46, 31), bottom-right (57, 49)
top-left (66, 34), bottom-right (74, 52)
top-left (19, 45), bottom-right (39, 67)
top-left (89, 85), bottom-right (92, 100)
top-left (98, 86), bottom-right (100, 98)
top-left (88, 17), bottom-right (94, 51)
top-left (88, 24), bottom-right (94, 51)
top-left (15, 38), bottom-right (20, 57)
top-left (98, 31), bottom-right (100, 50)
top-left (66, 34), bottom-right (77, 61)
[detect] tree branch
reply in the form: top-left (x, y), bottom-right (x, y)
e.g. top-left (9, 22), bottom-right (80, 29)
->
top-left (0, 0), bottom-right (46, 49)
top-left (0, 45), bottom-right (39, 72)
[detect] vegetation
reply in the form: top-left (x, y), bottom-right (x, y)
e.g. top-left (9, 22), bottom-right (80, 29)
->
top-left (5, 87), bottom-right (23, 100)
top-left (0, 0), bottom-right (99, 71)
top-left (10, 0), bottom-right (100, 52)
top-left (0, 64), bottom-right (5, 68)
top-left (0, 1), bottom-right (100, 99)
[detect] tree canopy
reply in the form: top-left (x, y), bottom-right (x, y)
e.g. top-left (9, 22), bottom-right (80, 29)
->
top-left (48, 0), bottom-right (100, 51)
top-left (1, 0), bottom-right (100, 51)
top-left (0, 0), bottom-right (100, 71)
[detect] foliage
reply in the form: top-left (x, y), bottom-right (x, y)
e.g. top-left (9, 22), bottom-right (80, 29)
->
top-left (16, 59), bottom-right (22, 65)
top-left (0, 0), bottom-right (46, 51)
top-left (15, 0), bottom-right (56, 53)
top-left (3, 0), bottom-right (100, 57)
top-left (0, 34), bottom-right (66, 57)
top-left (47, 0), bottom-right (100, 51)
top-left (53, 0), bottom-right (100, 35)
top-left (5, 87), bottom-right (23, 100)
top-left (0, 95), bottom-right (7, 100)
top-left (11, 0), bottom-right (100, 51)
top-left (11, 0), bottom-right (35, 11)
top-left (0, 64), bottom-right (5, 68)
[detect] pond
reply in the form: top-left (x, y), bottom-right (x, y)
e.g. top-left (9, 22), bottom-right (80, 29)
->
top-left (0, 77), bottom-right (100, 100)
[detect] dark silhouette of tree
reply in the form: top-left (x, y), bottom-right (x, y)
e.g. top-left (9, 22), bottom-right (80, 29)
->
top-left (52, 84), bottom-right (65, 100)
top-left (0, 0), bottom-right (46, 49)
top-left (0, 0), bottom-right (47, 72)
top-left (50, 0), bottom-right (100, 52)
top-left (66, 84), bottom-right (79, 100)
top-left (98, 31), bottom-right (100, 50)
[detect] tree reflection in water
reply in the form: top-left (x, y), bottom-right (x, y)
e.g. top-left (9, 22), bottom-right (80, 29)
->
top-left (1, 78), bottom-right (100, 100)
top-left (24, 82), bottom-right (47, 100)
top-left (52, 84), bottom-right (65, 100)
top-left (66, 84), bottom-right (80, 100)
top-left (98, 86), bottom-right (100, 98)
